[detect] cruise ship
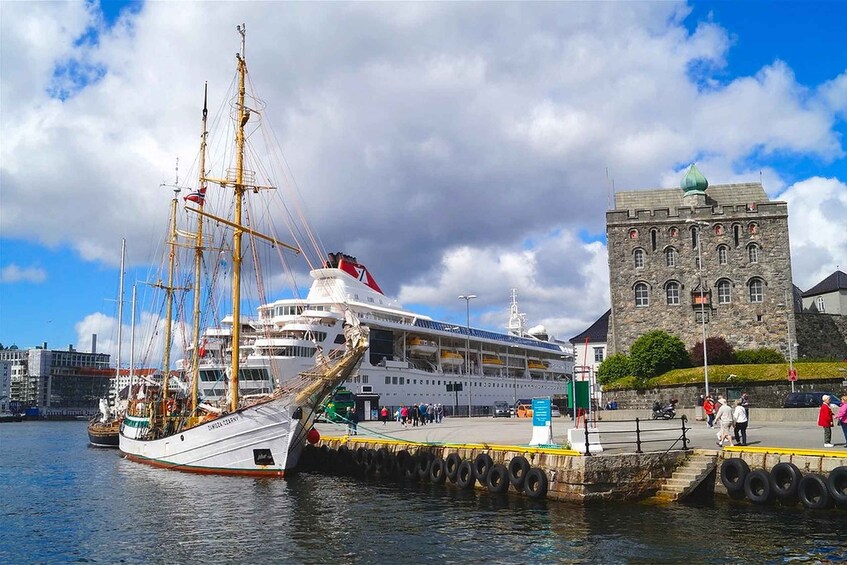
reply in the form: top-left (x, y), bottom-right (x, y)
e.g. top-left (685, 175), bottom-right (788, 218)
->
top-left (191, 253), bottom-right (571, 415)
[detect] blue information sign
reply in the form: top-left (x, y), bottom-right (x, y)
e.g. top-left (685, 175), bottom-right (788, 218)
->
top-left (532, 397), bottom-right (551, 427)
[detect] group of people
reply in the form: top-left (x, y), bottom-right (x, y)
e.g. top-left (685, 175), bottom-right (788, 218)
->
top-left (701, 392), bottom-right (750, 447)
top-left (390, 403), bottom-right (444, 427)
top-left (818, 394), bottom-right (847, 448)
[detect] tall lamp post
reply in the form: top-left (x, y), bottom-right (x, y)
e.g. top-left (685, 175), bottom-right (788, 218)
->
top-left (459, 294), bottom-right (477, 417)
top-left (686, 219), bottom-right (710, 397)
top-left (784, 290), bottom-right (797, 393)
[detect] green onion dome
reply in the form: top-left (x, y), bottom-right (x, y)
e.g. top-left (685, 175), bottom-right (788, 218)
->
top-left (680, 163), bottom-right (708, 194)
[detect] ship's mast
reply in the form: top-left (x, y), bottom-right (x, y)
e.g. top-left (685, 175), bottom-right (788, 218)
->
top-left (230, 24), bottom-right (248, 413)
top-left (189, 83), bottom-right (209, 414)
top-left (161, 172), bottom-right (181, 402)
top-left (114, 238), bottom-right (125, 408)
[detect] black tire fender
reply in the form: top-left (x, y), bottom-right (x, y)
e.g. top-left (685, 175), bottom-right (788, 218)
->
top-left (770, 462), bottom-right (802, 501)
top-left (445, 453), bottom-right (462, 483)
top-left (354, 447), bottom-right (368, 467)
top-left (720, 458), bottom-right (750, 493)
top-left (473, 452), bottom-right (494, 482)
top-left (456, 460), bottom-right (476, 490)
top-left (826, 466), bottom-right (847, 507)
top-left (486, 464), bottom-right (510, 493)
top-left (416, 452), bottom-right (434, 481)
top-left (508, 456), bottom-right (530, 489)
top-left (524, 467), bottom-right (549, 499)
top-left (798, 474), bottom-right (833, 510)
top-left (744, 469), bottom-right (774, 505)
top-left (429, 458), bottom-right (447, 484)
top-left (380, 452), bottom-right (396, 478)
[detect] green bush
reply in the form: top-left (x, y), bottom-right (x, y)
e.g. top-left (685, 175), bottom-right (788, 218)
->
top-left (629, 330), bottom-right (690, 380)
top-left (734, 348), bottom-right (785, 364)
top-left (597, 353), bottom-right (632, 385)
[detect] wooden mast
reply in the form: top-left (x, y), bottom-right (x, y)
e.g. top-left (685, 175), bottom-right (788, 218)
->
top-left (230, 24), bottom-right (248, 413)
top-left (189, 83), bottom-right (209, 415)
top-left (114, 238), bottom-right (125, 409)
top-left (161, 172), bottom-right (180, 403)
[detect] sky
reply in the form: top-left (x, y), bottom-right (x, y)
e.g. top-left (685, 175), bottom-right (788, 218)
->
top-left (1, 1), bottom-right (845, 365)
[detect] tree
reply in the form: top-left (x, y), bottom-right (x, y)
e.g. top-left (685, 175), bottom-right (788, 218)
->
top-left (629, 330), bottom-right (690, 379)
top-left (597, 353), bottom-right (632, 385)
top-left (735, 348), bottom-right (785, 364)
top-left (690, 336), bottom-right (735, 366)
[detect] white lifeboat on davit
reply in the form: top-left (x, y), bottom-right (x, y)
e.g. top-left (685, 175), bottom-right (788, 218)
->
top-left (407, 337), bottom-right (437, 356)
top-left (440, 351), bottom-right (464, 366)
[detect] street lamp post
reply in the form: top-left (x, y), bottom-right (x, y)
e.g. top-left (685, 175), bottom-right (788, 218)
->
top-left (686, 219), bottom-right (710, 397)
top-left (458, 294), bottom-right (477, 417)
top-left (784, 290), bottom-right (796, 393)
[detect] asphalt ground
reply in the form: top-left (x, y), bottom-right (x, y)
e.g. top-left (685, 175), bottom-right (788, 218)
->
top-left (315, 415), bottom-right (847, 454)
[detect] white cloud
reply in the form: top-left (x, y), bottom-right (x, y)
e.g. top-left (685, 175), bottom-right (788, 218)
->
top-left (0, 264), bottom-right (47, 284)
top-left (1, 2), bottom-right (844, 345)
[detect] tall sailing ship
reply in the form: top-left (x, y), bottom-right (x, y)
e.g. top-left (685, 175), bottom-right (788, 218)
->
top-left (118, 25), bottom-right (369, 476)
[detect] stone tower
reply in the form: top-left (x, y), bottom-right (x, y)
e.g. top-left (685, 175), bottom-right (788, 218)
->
top-left (605, 165), bottom-right (794, 356)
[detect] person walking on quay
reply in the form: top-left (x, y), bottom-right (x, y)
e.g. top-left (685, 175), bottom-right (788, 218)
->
top-left (346, 407), bottom-right (358, 436)
top-left (703, 395), bottom-right (716, 428)
top-left (837, 395), bottom-right (847, 446)
top-left (400, 405), bottom-right (408, 427)
top-left (714, 398), bottom-right (735, 447)
top-left (733, 399), bottom-right (749, 446)
top-left (380, 406), bottom-right (389, 425)
top-left (741, 392), bottom-right (751, 422)
top-left (412, 404), bottom-right (420, 427)
top-left (819, 395), bottom-right (835, 448)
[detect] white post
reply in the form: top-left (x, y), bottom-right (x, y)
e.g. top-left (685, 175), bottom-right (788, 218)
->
top-left (459, 294), bottom-right (477, 417)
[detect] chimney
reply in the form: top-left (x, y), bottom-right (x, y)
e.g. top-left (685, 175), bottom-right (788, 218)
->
top-left (43, 342), bottom-right (47, 350)
top-left (92, 334), bottom-right (97, 354)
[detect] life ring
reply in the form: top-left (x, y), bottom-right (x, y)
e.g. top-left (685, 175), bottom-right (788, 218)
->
top-left (429, 458), bottom-right (447, 484)
top-left (486, 464), bottom-right (510, 494)
top-left (770, 462), bottom-right (802, 502)
top-left (473, 452), bottom-right (494, 482)
top-left (523, 467), bottom-right (548, 499)
top-left (508, 456), bottom-right (531, 489)
top-left (798, 474), bottom-right (833, 510)
top-left (456, 460), bottom-right (476, 489)
top-left (416, 452), bottom-right (434, 481)
top-left (720, 458), bottom-right (749, 493)
top-left (445, 453), bottom-right (462, 483)
top-left (743, 469), bottom-right (774, 505)
top-left (826, 466), bottom-right (847, 506)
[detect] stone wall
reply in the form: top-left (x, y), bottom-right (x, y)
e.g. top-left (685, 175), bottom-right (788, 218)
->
top-left (606, 200), bottom-right (794, 357)
top-left (795, 313), bottom-right (847, 359)
top-left (603, 378), bottom-right (847, 410)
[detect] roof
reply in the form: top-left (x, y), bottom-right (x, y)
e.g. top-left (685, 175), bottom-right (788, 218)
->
top-left (802, 270), bottom-right (847, 298)
top-left (614, 182), bottom-right (768, 211)
top-left (569, 309), bottom-right (610, 345)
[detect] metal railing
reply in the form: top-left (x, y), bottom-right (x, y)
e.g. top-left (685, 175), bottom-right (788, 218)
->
top-left (582, 415), bottom-right (690, 455)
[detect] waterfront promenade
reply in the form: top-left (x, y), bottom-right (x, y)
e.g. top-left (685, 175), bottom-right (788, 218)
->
top-left (315, 414), bottom-right (847, 453)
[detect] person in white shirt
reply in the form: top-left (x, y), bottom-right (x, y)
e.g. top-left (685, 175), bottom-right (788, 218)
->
top-left (714, 398), bottom-right (735, 447)
top-left (733, 399), bottom-right (749, 446)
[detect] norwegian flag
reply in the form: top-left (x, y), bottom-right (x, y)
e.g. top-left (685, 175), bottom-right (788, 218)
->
top-left (184, 188), bottom-right (206, 205)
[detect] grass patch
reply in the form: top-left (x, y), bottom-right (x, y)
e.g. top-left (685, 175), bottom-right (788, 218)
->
top-left (602, 361), bottom-right (847, 390)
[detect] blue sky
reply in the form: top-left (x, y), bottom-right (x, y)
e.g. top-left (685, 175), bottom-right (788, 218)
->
top-left (1, 1), bottom-right (845, 363)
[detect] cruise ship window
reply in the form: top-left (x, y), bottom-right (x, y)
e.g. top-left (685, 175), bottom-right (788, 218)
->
top-left (392, 377), bottom-right (398, 385)
top-left (399, 377), bottom-right (404, 385)
top-left (385, 376), bottom-right (391, 384)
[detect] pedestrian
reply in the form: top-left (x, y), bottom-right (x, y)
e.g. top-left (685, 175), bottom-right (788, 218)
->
top-left (837, 396), bottom-right (847, 446)
top-left (380, 406), bottom-right (389, 425)
top-left (346, 407), bottom-right (356, 436)
top-left (714, 398), bottom-right (734, 447)
top-left (818, 394), bottom-right (835, 448)
top-left (703, 395), bottom-right (715, 428)
top-left (412, 404), bottom-right (419, 427)
top-left (400, 405), bottom-right (408, 427)
top-left (741, 392), bottom-right (751, 422)
top-left (733, 399), bottom-right (749, 446)
top-left (419, 403), bottom-right (428, 425)
top-left (436, 403), bottom-right (444, 423)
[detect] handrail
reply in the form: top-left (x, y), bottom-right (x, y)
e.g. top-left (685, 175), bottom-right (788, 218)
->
top-left (583, 415), bottom-right (690, 455)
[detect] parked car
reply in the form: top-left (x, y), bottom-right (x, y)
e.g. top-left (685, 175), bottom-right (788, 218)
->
top-left (783, 392), bottom-right (843, 408)
top-left (493, 401), bottom-right (511, 418)
top-left (551, 405), bottom-right (561, 418)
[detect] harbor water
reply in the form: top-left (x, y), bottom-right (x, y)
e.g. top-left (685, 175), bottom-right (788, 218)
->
top-left (1, 421), bottom-right (845, 564)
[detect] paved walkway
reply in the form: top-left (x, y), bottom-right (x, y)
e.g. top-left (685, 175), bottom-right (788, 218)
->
top-left (315, 416), bottom-right (847, 454)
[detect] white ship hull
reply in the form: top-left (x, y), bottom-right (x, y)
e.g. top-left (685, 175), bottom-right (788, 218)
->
top-left (120, 394), bottom-right (307, 476)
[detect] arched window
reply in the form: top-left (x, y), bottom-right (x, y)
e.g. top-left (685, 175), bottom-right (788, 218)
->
top-left (634, 248), bottom-right (645, 268)
top-left (665, 281), bottom-right (680, 305)
top-left (747, 243), bottom-right (759, 263)
top-left (629, 229), bottom-right (639, 239)
top-left (816, 296), bottom-right (826, 313)
top-left (748, 222), bottom-right (759, 234)
top-left (665, 247), bottom-right (677, 267)
top-left (717, 280), bottom-right (732, 304)
top-left (714, 224), bottom-right (724, 235)
top-left (748, 278), bottom-right (764, 303)
top-left (718, 245), bottom-right (728, 265)
top-left (650, 228), bottom-right (658, 251)
top-left (733, 224), bottom-right (741, 247)
top-left (691, 226), bottom-right (699, 249)
top-left (669, 226), bottom-right (679, 238)
top-left (634, 283), bottom-right (650, 307)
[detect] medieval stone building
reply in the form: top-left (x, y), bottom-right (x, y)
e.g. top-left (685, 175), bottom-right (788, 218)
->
top-left (606, 165), bottom-right (795, 355)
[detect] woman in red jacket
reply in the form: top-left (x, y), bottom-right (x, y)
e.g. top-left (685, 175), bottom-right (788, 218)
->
top-left (703, 395), bottom-right (716, 428)
top-left (818, 395), bottom-right (835, 448)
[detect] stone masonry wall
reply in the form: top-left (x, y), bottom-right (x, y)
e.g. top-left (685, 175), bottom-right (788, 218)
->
top-left (795, 313), bottom-right (847, 359)
top-left (606, 201), bottom-right (794, 356)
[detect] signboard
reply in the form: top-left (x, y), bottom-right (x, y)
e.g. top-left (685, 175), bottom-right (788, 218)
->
top-left (529, 397), bottom-right (553, 446)
top-left (788, 369), bottom-right (797, 382)
top-left (568, 381), bottom-right (590, 409)
top-left (446, 383), bottom-right (463, 392)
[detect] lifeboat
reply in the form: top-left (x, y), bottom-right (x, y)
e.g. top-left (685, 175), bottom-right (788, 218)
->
top-left (527, 359), bottom-right (546, 370)
top-left (482, 356), bottom-right (504, 368)
top-left (440, 351), bottom-right (464, 366)
top-left (407, 337), bottom-right (438, 356)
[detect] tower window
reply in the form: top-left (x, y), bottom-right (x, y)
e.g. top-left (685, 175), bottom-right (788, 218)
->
top-left (816, 296), bottom-right (826, 313)
top-left (629, 229), bottom-right (638, 239)
top-left (748, 278), bottom-right (764, 303)
top-left (717, 280), bottom-right (731, 304)
top-left (665, 247), bottom-right (677, 267)
top-left (718, 245), bottom-right (728, 265)
top-left (733, 224), bottom-right (740, 247)
top-left (634, 283), bottom-right (649, 307)
top-left (634, 249), bottom-right (645, 268)
top-left (747, 243), bottom-right (759, 264)
top-left (665, 281), bottom-right (680, 305)
top-left (650, 229), bottom-right (658, 251)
